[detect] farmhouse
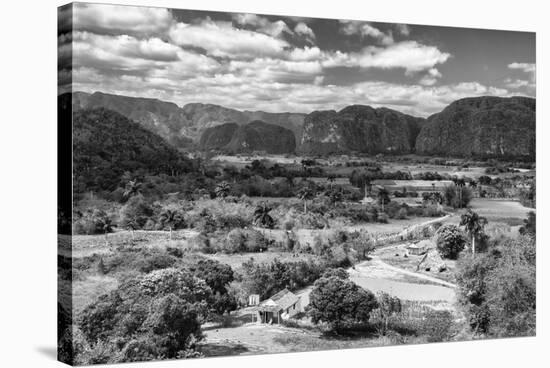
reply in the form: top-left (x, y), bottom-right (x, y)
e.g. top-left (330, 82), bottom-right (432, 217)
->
top-left (253, 288), bottom-right (302, 324)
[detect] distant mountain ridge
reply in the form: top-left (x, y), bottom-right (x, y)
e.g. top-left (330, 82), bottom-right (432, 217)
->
top-left (65, 92), bottom-right (536, 161)
top-left (299, 105), bottom-right (425, 155)
top-left (70, 91), bottom-right (305, 149)
top-left (415, 96), bottom-right (536, 160)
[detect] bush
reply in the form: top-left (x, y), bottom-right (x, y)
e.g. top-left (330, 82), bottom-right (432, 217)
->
top-left (420, 310), bottom-right (455, 342)
top-left (222, 229), bottom-right (269, 254)
top-left (241, 258), bottom-right (324, 299)
top-left (455, 236), bottom-right (535, 337)
top-left (377, 212), bottom-right (389, 223)
top-left (443, 186), bottom-right (473, 209)
top-left (73, 209), bottom-right (113, 235)
top-left (78, 268), bottom-right (211, 362)
top-left (435, 224), bottom-right (467, 259)
top-left (119, 195), bottom-right (154, 231)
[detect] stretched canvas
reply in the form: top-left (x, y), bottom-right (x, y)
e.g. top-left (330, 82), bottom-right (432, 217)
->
top-left (58, 2), bottom-right (536, 365)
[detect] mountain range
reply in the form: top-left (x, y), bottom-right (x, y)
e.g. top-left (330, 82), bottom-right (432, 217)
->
top-left (72, 91), bottom-right (305, 149)
top-left (65, 91), bottom-right (536, 160)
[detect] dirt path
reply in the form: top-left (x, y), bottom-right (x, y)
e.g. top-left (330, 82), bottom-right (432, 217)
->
top-left (366, 256), bottom-right (457, 288)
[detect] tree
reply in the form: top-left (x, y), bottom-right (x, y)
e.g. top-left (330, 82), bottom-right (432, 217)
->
top-left (296, 187), bottom-right (315, 213)
top-left (123, 179), bottom-right (142, 199)
top-left (321, 267), bottom-right (349, 279)
top-left (325, 188), bottom-right (343, 205)
top-left (119, 195), bottom-right (153, 235)
top-left (455, 236), bottom-right (535, 336)
top-left (460, 209), bottom-right (488, 256)
top-left (308, 276), bottom-right (378, 332)
top-left (444, 185), bottom-right (472, 208)
top-left (436, 224), bottom-right (467, 259)
top-left (158, 209), bottom-right (185, 240)
top-left (78, 268), bottom-right (211, 363)
top-left (192, 259), bottom-right (234, 295)
top-left (191, 259), bottom-right (237, 315)
top-left (215, 181), bottom-right (230, 199)
top-left (253, 202), bottom-right (275, 229)
top-left (301, 159), bottom-right (315, 177)
top-left (327, 174), bottom-right (337, 189)
top-left (377, 187), bottom-right (390, 212)
top-left (519, 211), bottom-right (536, 236)
top-left (376, 292), bottom-right (402, 335)
top-left (349, 170), bottom-right (374, 198)
top-left (347, 231), bottom-right (376, 260)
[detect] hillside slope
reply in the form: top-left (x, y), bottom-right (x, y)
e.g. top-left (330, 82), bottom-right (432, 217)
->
top-left (415, 96), bottom-right (536, 159)
top-left (72, 107), bottom-right (193, 194)
top-left (224, 120), bottom-right (296, 154)
top-left (70, 92), bottom-right (305, 148)
top-left (299, 105), bottom-right (425, 155)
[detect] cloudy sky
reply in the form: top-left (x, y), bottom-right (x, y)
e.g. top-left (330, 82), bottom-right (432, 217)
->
top-left (58, 3), bottom-right (535, 117)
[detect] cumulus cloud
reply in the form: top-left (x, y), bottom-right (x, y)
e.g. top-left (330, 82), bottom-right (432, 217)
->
top-left (506, 62), bottom-right (535, 93)
top-left (294, 22), bottom-right (316, 42)
top-left (169, 18), bottom-right (290, 59)
top-left (508, 62), bottom-right (536, 75)
top-left (232, 13), bottom-right (293, 37)
top-left (323, 41), bottom-right (451, 74)
top-left (64, 5), bottom-right (521, 118)
top-left (418, 68), bottom-right (442, 86)
top-left (72, 3), bottom-right (174, 36)
top-left (71, 31), bottom-right (220, 80)
top-left (288, 46), bottom-right (323, 61)
top-left (396, 24), bottom-right (410, 36)
top-left (339, 20), bottom-right (394, 45)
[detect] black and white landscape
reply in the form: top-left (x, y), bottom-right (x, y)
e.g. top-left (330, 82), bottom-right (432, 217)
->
top-left (58, 3), bottom-right (536, 365)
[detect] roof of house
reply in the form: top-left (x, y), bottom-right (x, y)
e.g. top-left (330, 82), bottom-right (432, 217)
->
top-left (257, 288), bottom-right (300, 312)
top-left (408, 240), bottom-right (433, 249)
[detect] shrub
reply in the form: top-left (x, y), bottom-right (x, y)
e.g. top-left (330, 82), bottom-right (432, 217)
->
top-left (455, 236), bottom-right (535, 337)
top-left (420, 310), bottom-right (455, 342)
top-left (224, 229), bottom-right (247, 253)
top-left (396, 207), bottom-right (408, 219)
top-left (73, 209), bottom-right (113, 235)
top-left (443, 186), bottom-right (473, 208)
top-left (241, 258), bottom-right (324, 299)
top-left (244, 230), bottom-right (269, 252)
top-left (134, 253), bottom-right (177, 273)
top-left (119, 195), bottom-right (153, 231)
top-left (377, 212), bottom-right (389, 223)
top-left (435, 224), bottom-right (467, 259)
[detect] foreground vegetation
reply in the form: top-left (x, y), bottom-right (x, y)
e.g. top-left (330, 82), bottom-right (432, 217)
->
top-left (60, 150), bottom-right (536, 364)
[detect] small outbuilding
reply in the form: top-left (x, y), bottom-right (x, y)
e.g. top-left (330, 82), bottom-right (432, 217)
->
top-left (407, 240), bottom-right (431, 255)
top-left (253, 288), bottom-right (302, 324)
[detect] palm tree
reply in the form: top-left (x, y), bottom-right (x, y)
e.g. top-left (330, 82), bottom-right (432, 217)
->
top-left (158, 209), bottom-right (185, 240)
top-left (456, 178), bottom-right (466, 208)
top-left (460, 209), bottom-right (488, 256)
top-left (297, 187), bottom-right (315, 213)
top-left (327, 174), bottom-right (336, 189)
top-left (470, 180), bottom-right (480, 197)
top-left (123, 179), bottom-right (141, 199)
top-left (254, 202), bottom-right (274, 229)
top-left (215, 181), bottom-right (230, 199)
top-left (284, 175), bottom-right (294, 188)
top-left (377, 187), bottom-right (390, 212)
top-left (101, 218), bottom-right (113, 246)
top-left (124, 217), bottom-right (140, 241)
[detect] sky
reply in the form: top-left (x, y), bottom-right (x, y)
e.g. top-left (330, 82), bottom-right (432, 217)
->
top-left (58, 3), bottom-right (536, 117)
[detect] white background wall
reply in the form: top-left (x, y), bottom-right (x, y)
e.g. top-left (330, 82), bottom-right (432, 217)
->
top-left (0, 0), bottom-right (547, 367)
